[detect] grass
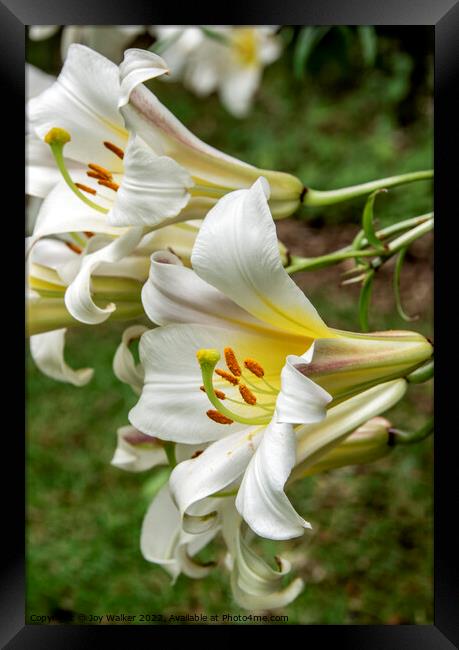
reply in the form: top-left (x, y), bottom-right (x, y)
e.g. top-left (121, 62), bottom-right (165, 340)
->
top-left (26, 28), bottom-right (433, 625)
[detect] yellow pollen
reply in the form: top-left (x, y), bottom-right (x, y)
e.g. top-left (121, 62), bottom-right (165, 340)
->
top-left (200, 385), bottom-right (226, 400)
top-left (65, 241), bottom-right (82, 254)
top-left (87, 163), bottom-right (112, 180)
top-left (206, 410), bottom-right (233, 425)
top-left (239, 384), bottom-right (257, 405)
top-left (75, 182), bottom-right (97, 195)
top-left (224, 347), bottom-right (241, 377)
top-left (44, 127), bottom-right (71, 146)
top-left (244, 358), bottom-right (265, 378)
top-left (98, 179), bottom-right (119, 192)
top-left (215, 369), bottom-right (239, 385)
top-left (103, 141), bottom-right (125, 160)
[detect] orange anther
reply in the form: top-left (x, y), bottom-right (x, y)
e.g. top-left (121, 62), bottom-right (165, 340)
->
top-left (206, 410), bottom-right (233, 425)
top-left (224, 347), bottom-right (241, 377)
top-left (239, 384), bottom-right (257, 405)
top-left (87, 163), bottom-right (112, 180)
top-left (244, 358), bottom-right (265, 378)
top-left (75, 182), bottom-right (96, 195)
top-left (200, 385), bottom-right (226, 400)
top-left (215, 369), bottom-right (239, 385)
top-left (103, 141), bottom-right (125, 160)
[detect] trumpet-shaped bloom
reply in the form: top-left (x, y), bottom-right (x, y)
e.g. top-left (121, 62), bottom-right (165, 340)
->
top-left (130, 178), bottom-right (431, 538)
top-left (153, 26), bottom-right (282, 117)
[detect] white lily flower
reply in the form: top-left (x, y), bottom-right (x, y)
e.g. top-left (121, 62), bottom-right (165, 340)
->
top-left (29, 25), bottom-right (147, 62)
top-left (153, 26), bottom-right (282, 118)
top-left (28, 45), bottom-right (302, 234)
top-left (130, 179), bottom-right (431, 539)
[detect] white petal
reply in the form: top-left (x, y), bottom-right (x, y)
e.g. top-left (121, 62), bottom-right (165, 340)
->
top-left (141, 250), bottom-right (269, 331)
top-left (169, 427), bottom-right (262, 518)
top-left (30, 237), bottom-right (78, 270)
top-left (236, 419), bottom-right (309, 540)
top-left (118, 48), bottom-right (170, 107)
top-left (26, 64), bottom-right (56, 101)
top-left (276, 348), bottom-right (332, 424)
top-left (64, 226), bottom-right (144, 324)
top-left (111, 425), bottom-right (167, 472)
top-left (141, 484), bottom-right (217, 581)
top-left (108, 137), bottom-right (192, 228)
top-left (28, 44), bottom-right (127, 168)
top-left (32, 177), bottom-right (123, 238)
top-left (221, 503), bottom-right (304, 610)
top-left (29, 25), bottom-right (59, 40)
top-left (191, 178), bottom-right (331, 339)
top-left (219, 67), bottom-right (261, 118)
top-left (129, 324), bottom-right (252, 443)
top-left (30, 329), bottom-right (93, 386)
top-left (113, 324), bottom-right (147, 395)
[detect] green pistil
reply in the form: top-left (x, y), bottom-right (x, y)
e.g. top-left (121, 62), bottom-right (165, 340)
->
top-left (45, 128), bottom-right (109, 215)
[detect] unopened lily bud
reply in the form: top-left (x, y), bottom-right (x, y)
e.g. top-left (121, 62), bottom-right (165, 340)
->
top-left (111, 425), bottom-right (167, 472)
top-left (301, 330), bottom-right (433, 403)
top-left (295, 417), bottom-right (392, 479)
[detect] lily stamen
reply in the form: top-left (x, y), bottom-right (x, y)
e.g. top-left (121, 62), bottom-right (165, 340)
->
top-left (197, 349), bottom-right (271, 426)
top-left (87, 163), bottom-right (112, 180)
top-left (206, 410), bottom-right (234, 425)
top-left (215, 368), bottom-right (239, 385)
top-left (103, 140), bottom-right (125, 160)
top-left (224, 347), bottom-right (242, 377)
top-left (98, 179), bottom-right (120, 192)
top-left (75, 182), bottom-right (97, 195)
top-left (239, 383), bottom-right (257, 405)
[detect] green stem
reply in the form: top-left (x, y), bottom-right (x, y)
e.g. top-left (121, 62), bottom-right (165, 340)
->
top-left (303, 170), bottom-right (433, 207)
top-left (389, 416), bottom-right (434, 445)
top-left (164, 442), bottom-right (177, 468)
top-left (287, 248), bottom-right (376, 274)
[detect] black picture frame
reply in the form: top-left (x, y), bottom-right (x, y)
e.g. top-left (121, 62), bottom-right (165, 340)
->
top-left (5, 1), bottom-right (458, 646)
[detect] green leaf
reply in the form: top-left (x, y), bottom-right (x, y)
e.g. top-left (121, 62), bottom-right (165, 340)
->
top-left (358, 270), bottom-right (375, 332)
top-left (293, 26), bottom-right (331, 80)
top-left (362, 189), bottom-right (388, 253)
top-left (393, 247), bottom-right (419, 322)
top-left (357, 26), bottom-right (377, 66)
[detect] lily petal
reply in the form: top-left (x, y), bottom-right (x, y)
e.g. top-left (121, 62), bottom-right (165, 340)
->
top-left (222, 502), bottom-right (304, 609)
top-left (30, 328), bottom-right (93, 386)
top-left (169, 426), bottom-right (263, 519)
top-left (28, 44), bottom-right (127, 168)
top-left (118, 48), bottom-right (170, 108)
top-left (113, 324), bottom-right (147, 395)
top-left (276, 348), bottom-right (332, 424)
top-left (142, 250), bottom-right (270, 331)
top-left (191, 178), bottom-right (331, 339)
top-left (64, 226), bottom-right (144, 324)
top-left (111, 425), bottom-right (167, 472)
top-left (141, 484), bottom-right (218, 582)
top-left (236, 419), bottom-right (309, 540)
top-left (108, 136), bottom-right (192, 228)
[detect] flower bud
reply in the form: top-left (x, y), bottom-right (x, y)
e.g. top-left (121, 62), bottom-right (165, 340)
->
top-left (295, 416), bottom-right (392, 479)
top-left (300, 329), bottom-right (433, 403)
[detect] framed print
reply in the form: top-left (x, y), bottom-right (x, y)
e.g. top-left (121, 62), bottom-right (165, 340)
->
top-left (2, 0), bottom-right (458, 646)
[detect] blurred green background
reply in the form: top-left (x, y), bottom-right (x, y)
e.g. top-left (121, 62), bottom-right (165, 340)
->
top-left (26, 26), bottom-right (433, 625)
